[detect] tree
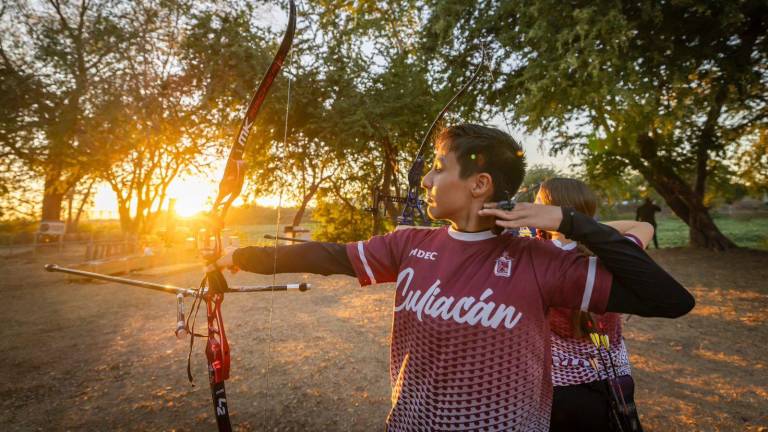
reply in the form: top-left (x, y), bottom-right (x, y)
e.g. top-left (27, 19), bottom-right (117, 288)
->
top-left (308, 1), bottom-right (488, 235)
top-left (181, 0), bottom-right (487, 237)
top-left (426, 0), bottom-right (768, 249)
top-left (99, 0), bottom-right (203, 235)
top-left (0, 0), bottom-right (127, 222)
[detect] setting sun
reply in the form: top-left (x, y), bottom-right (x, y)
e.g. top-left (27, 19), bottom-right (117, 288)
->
top-left (89, 173), bottom-right (290, 219)
top-left (89, 176), bottom-right (218, 219)
top-left (167, 177), bottom-right (217, 217)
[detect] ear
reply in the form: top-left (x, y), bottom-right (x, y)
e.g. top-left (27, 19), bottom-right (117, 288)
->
top-left (471, 172), bottom-right (494, 199)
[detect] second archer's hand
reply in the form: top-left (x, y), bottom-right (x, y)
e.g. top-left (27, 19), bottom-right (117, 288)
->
top-left (478, 202), bottom-right (564, 231)
top-left (215, 247), bottom-right (240, 274)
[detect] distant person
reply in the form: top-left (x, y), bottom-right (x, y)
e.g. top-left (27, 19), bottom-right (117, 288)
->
top-left (536, 178), bottom-right (651, 432)
top-left (636, 198), bottom-right (661, 248)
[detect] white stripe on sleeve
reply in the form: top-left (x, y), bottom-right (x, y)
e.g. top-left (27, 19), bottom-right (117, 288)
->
top-left (625, 234), bottom-right (642, 247)
top-left (357, 241), bottom-right (377, 284)
top-left (579, 256), bottom-right (597, 312)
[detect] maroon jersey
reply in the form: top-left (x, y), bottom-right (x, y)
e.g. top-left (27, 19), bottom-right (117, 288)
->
top-left (547, 239), bottom-right (636, 386)
top-left (346, 226), bottom-right (612, 431)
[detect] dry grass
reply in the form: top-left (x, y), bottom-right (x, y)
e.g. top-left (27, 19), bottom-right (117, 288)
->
top-left (1, 246), bottom-right (766, 431)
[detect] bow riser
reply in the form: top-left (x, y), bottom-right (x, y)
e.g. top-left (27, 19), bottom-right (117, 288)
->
top-left (202, 2), bottom-right (298, 431)
top-left (382, 48), bottom-right (486, 228)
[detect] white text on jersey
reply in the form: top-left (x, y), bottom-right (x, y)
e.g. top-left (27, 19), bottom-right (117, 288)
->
top-left (409, 248), bottom-right (438, 260)
top-left (393, 268), bottom-right (524, 330)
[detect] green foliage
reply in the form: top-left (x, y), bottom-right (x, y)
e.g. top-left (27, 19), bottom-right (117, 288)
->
top-left (516, 164), bottom-right (562, 202)
top-left (736, 129), bottom-right (768, 196)
top-left (311, 199), bottom-right (373, 243)
top-left (423, 0), bottom-right (767, 248)
top-left (178, 1), bottom-right (486, 237)
top-left (1, 0), bottom-right (503, 237)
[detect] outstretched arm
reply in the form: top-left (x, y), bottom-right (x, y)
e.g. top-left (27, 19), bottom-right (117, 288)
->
top-left (479, 203), bottom-right (694, 318)
top-left (216, 242), bottom-right (356, 276)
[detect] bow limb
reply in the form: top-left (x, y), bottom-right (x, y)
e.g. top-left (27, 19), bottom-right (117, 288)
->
top-left (211, 0), bottom-right (298, 225)
top-left (397, 47), bottom-right (486, 226)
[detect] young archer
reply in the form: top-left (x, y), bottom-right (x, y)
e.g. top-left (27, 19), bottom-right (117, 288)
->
top-left (216, 124), bottom-right (694, 431)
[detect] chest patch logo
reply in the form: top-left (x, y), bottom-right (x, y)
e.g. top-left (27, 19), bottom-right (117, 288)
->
top-left (494, 253), bottom-right (513, 277)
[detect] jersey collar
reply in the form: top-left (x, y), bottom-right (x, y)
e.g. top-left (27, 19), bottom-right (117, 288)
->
top-left (447, 227), bottom-right (497, 241)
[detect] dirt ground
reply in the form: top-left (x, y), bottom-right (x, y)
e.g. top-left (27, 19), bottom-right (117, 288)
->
top-left (1, 246), bottom-right (766, 431)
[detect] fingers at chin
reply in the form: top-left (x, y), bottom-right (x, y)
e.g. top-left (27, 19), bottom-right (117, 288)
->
top-left (479, 209), bottom-right (505, 217)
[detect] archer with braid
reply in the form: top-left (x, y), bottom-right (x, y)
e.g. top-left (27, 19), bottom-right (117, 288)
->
top-left (217, 124), bottom-right (694, 431)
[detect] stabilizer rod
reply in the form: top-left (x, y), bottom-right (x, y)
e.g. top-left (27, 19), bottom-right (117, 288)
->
top-left (44, 264), bottom-right (310, 295)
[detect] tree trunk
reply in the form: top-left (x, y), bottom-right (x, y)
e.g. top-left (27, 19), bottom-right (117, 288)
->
top-left (41, 172), bottom-right (65, 221)
top-left (381, 135), bottom-right (399, 218)
top-left (687, 207), bottom-right (736, 250)
top-left (117, 203), bottom-right (133, 234)
top-left (633, 134), bottom-right (737, 250)
top-left (371, 188), bottom-right (383, 236)
top-left (66, 191), bottom-right (74, 229)
top-left (648, 172), bottom-right (736, 249)
top-left (71, 180), bottom-right (95, 232)
top-left (292, 183), bottom-right (321, 228)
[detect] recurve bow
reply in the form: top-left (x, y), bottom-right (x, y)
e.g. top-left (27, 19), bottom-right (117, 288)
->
top-left (373, 47), bottom-right (486, 228)
top-left (45, 2), bottom-right (306, 431)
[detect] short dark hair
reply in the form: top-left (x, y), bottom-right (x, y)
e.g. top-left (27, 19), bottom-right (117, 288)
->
top-left (436, 124), bottom-right (526, 201)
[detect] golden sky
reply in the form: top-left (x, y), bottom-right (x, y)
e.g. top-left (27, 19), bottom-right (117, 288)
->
top-left (89, 117), bottom-right (566, 220)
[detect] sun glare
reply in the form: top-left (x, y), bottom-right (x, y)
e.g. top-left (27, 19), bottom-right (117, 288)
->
top-left (168, 177), bottom-right (216, 217)
top-left (88, 158), bottom-right (295, 219)
top-left (90, 184), bottom-right (119, 220)
top-left (89, 176), bottom-right (285, 220)
top-left (254, 195), bottom-right (284, 208)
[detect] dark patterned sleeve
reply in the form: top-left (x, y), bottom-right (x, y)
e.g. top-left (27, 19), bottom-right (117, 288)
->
top-left (233, 242), bottom-right (355, 276)
top-left (558, 208), bottom-right (695, 317)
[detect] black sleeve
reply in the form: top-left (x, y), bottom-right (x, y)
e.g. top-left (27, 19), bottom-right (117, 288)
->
top-left (558, 207), bottom-right (695, 318)
top-left (232, 242), bottom-right (356, 276)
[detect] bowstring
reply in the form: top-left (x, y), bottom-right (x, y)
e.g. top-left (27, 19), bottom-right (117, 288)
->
top-left (486, 44), bottom-right (537, 206)
top-left (263, 39), bottom-right (294, 431)
top-left (485, 41), bottom-right (513, 138)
